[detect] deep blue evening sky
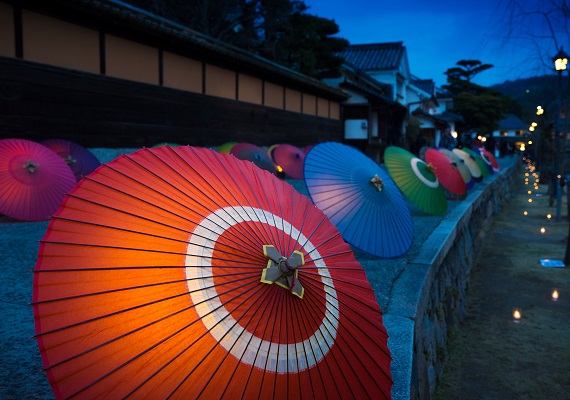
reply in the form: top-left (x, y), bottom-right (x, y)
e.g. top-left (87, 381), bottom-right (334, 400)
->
top-left (305, 0), bottom-right (566, 88)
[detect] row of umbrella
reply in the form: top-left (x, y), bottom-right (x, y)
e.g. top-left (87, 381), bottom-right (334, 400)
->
top-left (0, 138), bottom-right (100, 221)
top-left (9, 137), bottom-right (499, 398)
top-left (303, 142), bottom-right (500, 259)
top-left (218, 142), bottom-right (308, 180)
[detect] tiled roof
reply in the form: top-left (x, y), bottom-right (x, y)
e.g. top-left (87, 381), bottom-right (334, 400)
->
top-left (340, 42), bottom-right (405, 72)
top-left (410, 79), bottom-right (435, 96)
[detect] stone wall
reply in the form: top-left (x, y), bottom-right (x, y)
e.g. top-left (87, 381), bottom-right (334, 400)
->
top-left (384, 158), bottom-right (519, 399)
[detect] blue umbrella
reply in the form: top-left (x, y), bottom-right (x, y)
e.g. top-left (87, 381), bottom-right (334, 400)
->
top-left (304, 142), bottom-right (413, 258)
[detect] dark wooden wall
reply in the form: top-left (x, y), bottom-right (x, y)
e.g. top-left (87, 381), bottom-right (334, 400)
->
top-left (0, 57), bottom-right (343, 148)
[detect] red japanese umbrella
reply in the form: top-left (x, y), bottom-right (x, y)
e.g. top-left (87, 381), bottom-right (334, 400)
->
top-left (478, 147), bottom-right (500, 172)
top-left (41, 139), bottom-right (101, 182)
top-left (384, 146), bottom-right (447, 216)
top-left (271, 144), bottom-right (305, 179)
top-left (230, 143), bottom-right (276, 174)
top-left (436, 148), bottom-right (474, 189)
top-left (0, 138), bottom-right (76, 221)
top-left (33, 146), bottom-right (392, 399)
top-left (425, 149), bottom-right (467, 196)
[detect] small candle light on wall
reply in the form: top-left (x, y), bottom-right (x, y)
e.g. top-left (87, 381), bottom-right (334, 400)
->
top-left (552, 289), bottom-right (559, 302)
top-left (547, 214), bottom-right (552, 219)
top-left (523, 211), bottom-right (528, 216)
top-left (540, 227), bottom-right (546, 234)
top-left (528, 199), bottom-right (533, 203)
top-left (513, 308), bottom-right (522, 323)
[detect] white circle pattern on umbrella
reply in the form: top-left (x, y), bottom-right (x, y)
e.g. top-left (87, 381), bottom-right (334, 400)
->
top-left (186, 206), bottom-right (339, 373)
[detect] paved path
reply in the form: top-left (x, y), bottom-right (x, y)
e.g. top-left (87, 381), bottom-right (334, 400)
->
top-left (434, 161), bottom-right (570, 399)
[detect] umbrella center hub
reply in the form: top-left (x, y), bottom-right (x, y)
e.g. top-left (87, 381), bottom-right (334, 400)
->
top-left (64, 155), bottom-right (77, 165)
top-left (261, 245), bottom-right (305, 298)
top-left (426, 163), bottom-right (436, 173)
top-left (23, 159), bottom-right (39, 173)
top-left (370, 174), bottom-right (384, 191)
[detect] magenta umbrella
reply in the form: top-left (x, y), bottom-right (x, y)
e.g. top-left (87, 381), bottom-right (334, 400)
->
top-left (42, 139), bottom-right (100, 182)
top-left (0, 138), bottom-right (76, 221)
top-left (271, 144), bottom-right (305, 179)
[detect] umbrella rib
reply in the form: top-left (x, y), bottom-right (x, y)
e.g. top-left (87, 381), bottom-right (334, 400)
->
top-left (217, 285), bottom-right (277, 399)
top-left (302, 278), bottom-right (393, 375)
top-left (31, 270), bottom-right (257, 306)
top-left (94, 155), bottom-right (266, 251)
top-left (38, 237), bottom-right (269, 268)
top-left (68, 179), bottom-right (263, 254)
top-left (48, 215), bottom-right (264, 263)
top-left (172, 148), bottom-right (272, 248)
top-left (193, 283), bottom-right (277, 399)
top-left (227, 158), bottom-right (284, 254)
top-left (149, 281), bottom-right (270, 399)
top-left (51, 280), bottom-right (265, 399)
top-left (293, 288), bottom-right (347, 398)
top-left (299, 280), bottom-right (388, 398)
top-left (35, 274), bottom-right (253, 338)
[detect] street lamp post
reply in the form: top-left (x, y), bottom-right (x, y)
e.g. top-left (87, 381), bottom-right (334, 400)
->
top-left (554, 48), bottom-right (570, 266)
top-left (553, 47), bottom-right (568, 222)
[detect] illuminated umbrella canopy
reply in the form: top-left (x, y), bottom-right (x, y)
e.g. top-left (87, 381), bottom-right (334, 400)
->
top-left (462, 147), bottom-right (491, 178)
top-left (384, 146), bottom-right (447, 216)
top-left (271, 144), bottom-right (305, 179)
top-left (230, 143), bottom-right (276, 174)
top-left (304, 142), bottom-right (413, 258)
top-left (33, 146), bottom-right (392, 399)
top-left (0, 138), bottom-right (76, 221)
top-left (425, 149), bottom-right (467, 196)
top-left (478, 147), bottom-right (500, 172)
top-left (41, 139), bottom-right (101, 182)
top-left (436, 148), bottom-right (474, 190)
top-left (452, 148), bottom-right (483, 182)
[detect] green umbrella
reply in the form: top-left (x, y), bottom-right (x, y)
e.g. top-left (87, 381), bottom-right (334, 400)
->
top-left (152, 142), bottom-right (181, 148)
top-left (384, 146), bottom-right (447, 215)
top-left (462, 147), bottom-right (490, 179)
top-left (216, 141), bottom-right (237, 154)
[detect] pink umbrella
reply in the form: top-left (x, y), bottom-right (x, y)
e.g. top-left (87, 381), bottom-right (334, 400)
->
top-left (271, 144), bottom-right (305, 179)
top-left (0, 138), bottom-right (76, 221)
top-left (42, 139), bottom-right (100, 182)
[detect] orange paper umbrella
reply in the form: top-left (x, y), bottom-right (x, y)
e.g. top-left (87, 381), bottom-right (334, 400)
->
top-left (0, 138), bottom-right (76, 221)
top-left (425, 149), bottom-right (467, 196)
top-left (271, 144), bottom-right (305, 179)
top-left (33, 146), bottom-right (392, 399)
top-left (42, 139), bottom-right (100, 182)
